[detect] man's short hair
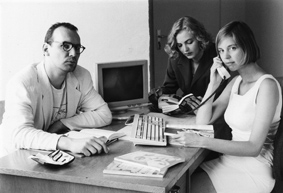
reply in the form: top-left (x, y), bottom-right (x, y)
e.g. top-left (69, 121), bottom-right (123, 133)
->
top-left (44, 22), bottom-right (78, 43)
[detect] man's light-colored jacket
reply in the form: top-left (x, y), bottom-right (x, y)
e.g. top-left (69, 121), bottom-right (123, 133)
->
top-left (0, 61), bottom-right (112, 156)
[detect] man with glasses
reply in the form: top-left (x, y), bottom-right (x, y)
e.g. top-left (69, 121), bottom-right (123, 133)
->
top-left (0, 22), bottom-right (112, 157)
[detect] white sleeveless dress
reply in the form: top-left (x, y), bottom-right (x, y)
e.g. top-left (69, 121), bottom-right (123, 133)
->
top-left (201, 75), bottom-right (282, 193)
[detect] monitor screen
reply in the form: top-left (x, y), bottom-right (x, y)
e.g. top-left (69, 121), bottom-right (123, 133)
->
top-left (95, 60), bottom-right (148, 113)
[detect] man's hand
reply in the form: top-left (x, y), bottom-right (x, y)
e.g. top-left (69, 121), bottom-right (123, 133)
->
top-left (57, 136), bottom-right (109, 157)
top-left (48, 120), bottom-right (70, 134)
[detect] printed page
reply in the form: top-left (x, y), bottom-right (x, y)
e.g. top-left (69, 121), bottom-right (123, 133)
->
top-left (117, 125), bottom-right (133, 141)
top-left (167, 129), bottom-right (214, 146)
top-left (65, 129), bottom-right (125, 141)
top-left (147, 112), bottom-right (196, 128)
top-left (81, 129), bottom-right (125, 140)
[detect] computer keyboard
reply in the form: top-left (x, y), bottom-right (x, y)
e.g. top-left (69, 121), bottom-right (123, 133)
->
top-left (130, 114), bottom-right (167, 146)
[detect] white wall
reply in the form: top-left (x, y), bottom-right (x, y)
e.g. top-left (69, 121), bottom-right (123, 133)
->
top-left (0, 0), bottom-right (149, 100)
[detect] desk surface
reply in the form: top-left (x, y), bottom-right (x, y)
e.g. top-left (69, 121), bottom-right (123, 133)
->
top-left (0, 113), bottom-right (208, 193)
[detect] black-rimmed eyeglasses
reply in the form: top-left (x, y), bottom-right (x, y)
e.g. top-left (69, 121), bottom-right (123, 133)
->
top-left (47, 41), bottom-right (86, 54)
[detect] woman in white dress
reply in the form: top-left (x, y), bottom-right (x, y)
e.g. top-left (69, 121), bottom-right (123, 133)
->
top-left (171, 21), bottom-right (282, 193)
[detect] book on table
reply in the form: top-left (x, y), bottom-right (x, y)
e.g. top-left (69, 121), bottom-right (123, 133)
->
top-left (65, 128), bottom-right (126, 145)
top-left (114, 151), bottom-right (185, 172)
top-left (160, 94), bottom-right (193, 113)
top-left (103, 151), bottom-right (184, 178)
top-left (103, 160), bottom-right (166, 178)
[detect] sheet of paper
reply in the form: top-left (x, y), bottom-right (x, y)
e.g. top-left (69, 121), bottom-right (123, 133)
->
top-left (81, 129), bottom-right (120, 138)
top-left (65, 129), bottom-right (125, 139)
top-left (117, 125), bottom-right (133, 141)
top-left (147, 112), bottom-right (196, 128)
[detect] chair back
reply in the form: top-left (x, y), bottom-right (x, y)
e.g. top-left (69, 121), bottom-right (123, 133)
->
top-left (271, 77), bottom-right (283, 192)
top-left (273, 115), bottom-right (283, 180)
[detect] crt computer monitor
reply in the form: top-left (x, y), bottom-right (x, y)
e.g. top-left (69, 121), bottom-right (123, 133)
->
top-left (95, 60), bottom-right (148, 119)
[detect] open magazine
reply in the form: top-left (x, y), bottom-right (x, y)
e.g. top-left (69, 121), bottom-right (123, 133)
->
top-left (165, 125), bottom-right (214, 146)
top-left (66, 129), bottom-right (126, 145)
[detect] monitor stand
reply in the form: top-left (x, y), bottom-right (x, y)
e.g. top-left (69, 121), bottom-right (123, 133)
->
top-left (111, 106), bottom-right (150, 120)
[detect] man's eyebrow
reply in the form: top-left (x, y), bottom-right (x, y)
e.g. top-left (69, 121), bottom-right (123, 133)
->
top-left (63, 41), bottom-right (81, 45)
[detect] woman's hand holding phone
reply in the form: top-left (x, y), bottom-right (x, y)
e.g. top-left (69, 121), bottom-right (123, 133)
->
top-left (211, 57), bottom-right (225, 83)
top-left (211, 56), bottom-right (230, 83)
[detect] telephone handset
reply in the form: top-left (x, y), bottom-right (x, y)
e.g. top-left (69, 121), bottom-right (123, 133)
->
top-left (216, 56), bottom-right (231, 80)
top-left (185, 56), bottom-right (229, 114)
